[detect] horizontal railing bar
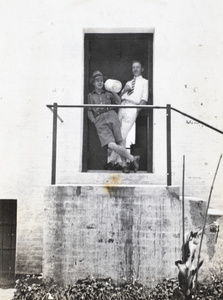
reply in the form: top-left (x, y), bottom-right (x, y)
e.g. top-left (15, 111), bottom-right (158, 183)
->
top-left (46, 104), bottom-right (166, 109)
top-left (171, 107), bottom-right (223, 135)
top-left (46, 103), bottom-right (223, 134)
top-left (46, 103), bottom-right (165, 127)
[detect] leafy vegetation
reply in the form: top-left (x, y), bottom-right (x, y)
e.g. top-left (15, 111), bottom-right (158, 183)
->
top-left (12, 273), bottom-right (223, 300)
top-left (13, 275), bottom-right (149, 300)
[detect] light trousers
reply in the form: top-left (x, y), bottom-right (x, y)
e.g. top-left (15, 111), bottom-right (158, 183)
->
top-left (108, 101), bottom-right (138, 165)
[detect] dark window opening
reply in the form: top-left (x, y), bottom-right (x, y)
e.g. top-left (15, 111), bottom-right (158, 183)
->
top-left (83, 33), bottom-right (153, 172)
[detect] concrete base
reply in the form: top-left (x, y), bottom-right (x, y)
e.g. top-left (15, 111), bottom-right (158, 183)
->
top-left (43, 185), bottom-right (181, 287)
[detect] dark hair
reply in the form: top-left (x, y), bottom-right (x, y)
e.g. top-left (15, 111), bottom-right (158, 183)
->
top-left (132, 60), bottom-right (144, 68)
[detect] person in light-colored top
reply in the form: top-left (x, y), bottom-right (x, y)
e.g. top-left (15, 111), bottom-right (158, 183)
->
top-left (108, 60), bottom-right (149, 173)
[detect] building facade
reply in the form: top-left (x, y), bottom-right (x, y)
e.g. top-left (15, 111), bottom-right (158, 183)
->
top-left (0, 0), bottom-right (223, 286)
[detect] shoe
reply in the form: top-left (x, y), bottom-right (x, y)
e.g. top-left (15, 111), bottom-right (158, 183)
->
top-left (104, 162), bottom-right (113, 170)
top-left (113, 163), bottom-right (123, 171)
top-left (133, 156), bottom-right (140, 173)
top-left (122, 166), bottom-right (130, 173)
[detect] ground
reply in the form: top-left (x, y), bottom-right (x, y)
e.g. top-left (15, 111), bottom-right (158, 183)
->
top-left (0, 288), bottom-right (15, 300)
top-left (0, 276), bottom-right (15, 300)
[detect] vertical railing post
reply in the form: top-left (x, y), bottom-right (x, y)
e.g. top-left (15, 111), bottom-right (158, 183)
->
top-left (182, 155), bottom-right (185, 257)
top-left (166, 104), bottom-right (172, 186)
top-left (51, 102), bottom-right (58, 185)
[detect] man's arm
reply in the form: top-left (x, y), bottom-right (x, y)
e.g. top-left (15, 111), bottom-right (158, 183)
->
top-left (87, 94), bottom-right (96, 124)
top-left (120, 82), bottom-right (131, 97)
top-left (138, 100), bottom-right (147, 107)
top-left (88, 110), bottom-right (96, 123)
top-left (111, 92), bottom-right (121, 104)
top-left (137, 80), bottom-right (149, 113)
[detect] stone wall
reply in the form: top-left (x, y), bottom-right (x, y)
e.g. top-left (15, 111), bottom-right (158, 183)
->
top-left (11, 183), bottom-right (222, 283)
top-left (15, 187), bottom-right (45, 275)
top-left (43, 185), bottom-right (181, 287)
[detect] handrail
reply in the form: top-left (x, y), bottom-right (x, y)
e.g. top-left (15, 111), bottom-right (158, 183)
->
top-left (171, 107), bottom-right (223, 135)
top-left (47, 102), bottom-right (223, 186)
top-left (46, 104), bottom-right (166, 124)
top-left (46, 104), bottom-right (166, 109)
top-left (47, 104), bottom-right (223, 135)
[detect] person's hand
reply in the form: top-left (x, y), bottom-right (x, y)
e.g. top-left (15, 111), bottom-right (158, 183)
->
top-left (111, 86), bottom-right (117, 93)
top-left (123, 83), bottom-right (132, 93)
top-left (120, 82), bottom-right (132, 97)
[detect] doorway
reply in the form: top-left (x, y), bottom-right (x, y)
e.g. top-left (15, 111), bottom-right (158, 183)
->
top-left (83, 33), bottom-right (153, 172)
top-left (0, 200), bottom-right (17, 279)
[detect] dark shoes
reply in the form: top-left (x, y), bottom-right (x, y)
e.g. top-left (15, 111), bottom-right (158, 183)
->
top-left (104, 163), bottom-right (123, 171)
top-left (105, 159), bottom-right (140, 173)
top-left (104, 162), bottom-right (114, 170)
top-left (122, 166), bottom-right (130, 173)
top-left (113, 163), bottom-right (123, 171)
top-left (133, 155), bottom-right (140, 173)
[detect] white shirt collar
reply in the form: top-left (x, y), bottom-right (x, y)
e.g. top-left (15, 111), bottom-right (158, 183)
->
top-left (134, 75), bottom-right (142, 80)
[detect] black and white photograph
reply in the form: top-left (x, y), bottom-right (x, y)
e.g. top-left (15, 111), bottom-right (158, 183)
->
top-left (0, 0), bottom-right (223, 299)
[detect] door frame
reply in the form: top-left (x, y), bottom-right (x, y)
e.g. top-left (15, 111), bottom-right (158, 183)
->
top-left (82, 31), bottom-right (154, 172)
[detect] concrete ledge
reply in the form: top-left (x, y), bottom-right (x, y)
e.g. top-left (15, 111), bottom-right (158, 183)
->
top-left (179, 196), bottom-right (206, 202)
top-left (208, 208), bottom-right (223, 216)
top-left (56, 172), bottom-right (167, 186)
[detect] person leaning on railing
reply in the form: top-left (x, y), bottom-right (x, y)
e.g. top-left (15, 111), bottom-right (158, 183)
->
top-left (108, 60), bottom-right (148, 173)
top-left (87, 70), bottom-right (140, 173)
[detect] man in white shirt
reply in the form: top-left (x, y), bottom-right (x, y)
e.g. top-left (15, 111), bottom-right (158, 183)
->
top-left (108, 60), bottom-right (149, 173)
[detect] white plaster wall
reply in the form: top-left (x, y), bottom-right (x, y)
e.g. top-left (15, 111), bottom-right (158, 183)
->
top-left (0, 0), bottom-right (223, 210)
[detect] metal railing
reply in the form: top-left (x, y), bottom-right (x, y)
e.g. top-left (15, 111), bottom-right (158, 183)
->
top-left (46, 103), bottom-right (223, 186)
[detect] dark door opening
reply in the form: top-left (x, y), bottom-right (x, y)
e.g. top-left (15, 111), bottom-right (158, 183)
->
top-left (0, 200), bottom-right (17, 279)
top-left (83, 33), bottom-right (153, 172)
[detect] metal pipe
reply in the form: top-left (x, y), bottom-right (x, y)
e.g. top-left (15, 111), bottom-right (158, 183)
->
top-left (51, 103), bottom-right (58, 185)
top-left (166, 104), bottom-right (172, 186)
top-left (47, 106), bottom-right (64, 123)
top-left (46, 104), bottom-right (223, 135)
top-left (182, 155), bottom-right (185, 260)
top-left (46, 104), bottom-right (166, 109)
top-left (171, 107), bottom-right (223, 135)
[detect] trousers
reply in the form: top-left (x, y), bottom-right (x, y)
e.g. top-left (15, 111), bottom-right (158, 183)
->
top-left (95, 110), bottom-right (122, 147)
top-left (108, 100), bottom-right (138, 164)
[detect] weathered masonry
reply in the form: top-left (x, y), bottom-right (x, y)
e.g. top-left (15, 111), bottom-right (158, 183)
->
top-left (43, 185), bottom-right (181, 287)
top-left (42, 181), bottom-right (223, 287)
